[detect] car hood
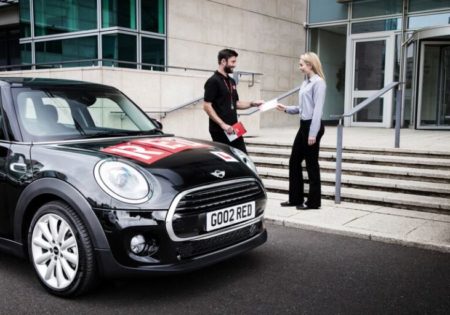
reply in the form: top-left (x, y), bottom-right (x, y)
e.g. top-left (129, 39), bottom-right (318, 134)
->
top-left (55, 136), bottom-right (256, 189)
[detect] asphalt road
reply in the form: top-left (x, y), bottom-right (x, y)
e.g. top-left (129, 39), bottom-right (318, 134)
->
top-left (0, 223), bottom-right (449, 315)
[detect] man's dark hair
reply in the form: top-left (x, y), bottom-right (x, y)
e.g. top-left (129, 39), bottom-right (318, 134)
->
top-left (218, 49), bottom-right (238, 64)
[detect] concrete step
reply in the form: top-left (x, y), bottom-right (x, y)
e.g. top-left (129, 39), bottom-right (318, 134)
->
top-left (252, 156), bottom-right (450, 183)
top-left (257, 167), bottom-right (450, 197)
top-left (247, 146), bottom-right (450, 170)
top-left (245, 138), bottom-right (450, 159)
top-left (263, 178), bottom-right (450, 213)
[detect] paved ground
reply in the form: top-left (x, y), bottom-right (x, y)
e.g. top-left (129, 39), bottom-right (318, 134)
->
top-left (266, 192), bottom-right (450, 253)
top-left (0, 224), bottom-right (449, 314)
top-left (253, 126), bottom-right (450, 153)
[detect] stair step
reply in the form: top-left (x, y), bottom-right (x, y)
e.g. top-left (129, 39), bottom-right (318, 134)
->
top-left (247, 147), bottom-right (450, 169)
top-left (257, 167), bottom-right (450, 197)
top-left (245, 139), bottom-right (450, 159)
top-left (252, 156), bottom-right (450, 182)
top-left (262, 178), bottom-right (450, 213)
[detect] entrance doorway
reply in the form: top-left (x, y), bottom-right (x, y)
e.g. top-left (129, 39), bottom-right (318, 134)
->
top-left (347, 33), bottom-right (395, 127)
top-left (418, 42), bottom-right (450, 129)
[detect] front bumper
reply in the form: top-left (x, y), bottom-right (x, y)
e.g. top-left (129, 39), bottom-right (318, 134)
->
top-left (95, 228), bottom-right (267, 277)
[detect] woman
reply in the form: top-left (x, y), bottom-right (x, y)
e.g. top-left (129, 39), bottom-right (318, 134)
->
top-left (277, 52), bottom-right (326, 210)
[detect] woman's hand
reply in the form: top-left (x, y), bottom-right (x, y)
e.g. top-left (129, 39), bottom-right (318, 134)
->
top-left (276, 103), bottom-right (286, 111)
top-left (308, 136), bottom-right (316, 146)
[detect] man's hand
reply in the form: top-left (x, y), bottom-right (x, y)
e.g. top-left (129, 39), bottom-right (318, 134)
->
top-left (308, 137), bottom-right (316, 146)
top-left (250, 100), bottom-right (264, 107)
top-left (221, 123), bottom-right (234, 135)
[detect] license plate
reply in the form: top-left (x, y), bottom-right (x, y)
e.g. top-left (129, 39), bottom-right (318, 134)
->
top-left (206, 201), bottom-right (256, 231)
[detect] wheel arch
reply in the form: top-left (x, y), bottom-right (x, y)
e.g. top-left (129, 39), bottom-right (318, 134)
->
top-left (14, 178), bottom-right (110, 251)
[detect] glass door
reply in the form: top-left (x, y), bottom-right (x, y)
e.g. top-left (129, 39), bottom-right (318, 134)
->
top-left (418, 42), bottom-right (450, 129)
top-left (348, 34), bottom-right (395, 127)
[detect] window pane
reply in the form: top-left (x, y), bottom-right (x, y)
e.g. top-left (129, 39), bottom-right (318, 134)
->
top-left (309, 0), bottom-right (347, 23)
top-left (20, 0), bottom-right (31, 38)
top-left (21, 43), bottom-right (32, 67)
top-left (35, 36), bottom-right (98, 67)
top-left (34, 0), bottom-right (97, 36)
top-left (354, 40), bottom-right (386, 90)
top-left (354, 98), bottom-right (384, 123)
top-left (102, 33), bottom-right (137, 68)
top-left (0, 29), bottom-right (20, 68)
top-left (141, 0), bottom-right (165, 33)
top-left (352, 0), bottom-right (402, 18)
top-left (102, 0), bottom-right (136, 29)
top-left (408, 12), bottom-right (450, 29)
top-left (352, 18), bottom-right (401, 34)
top-left (409, 0), bottom-right (450, 12)
top-left (142, 37), bottom-right (165, 71)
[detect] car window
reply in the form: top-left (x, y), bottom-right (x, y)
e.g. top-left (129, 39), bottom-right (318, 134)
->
top-left (87, 98), bottom-right (139, 131)
top-left (12, 86), bottom-right (157, 142)
top-left (0, 108), bottom-right (4, 140)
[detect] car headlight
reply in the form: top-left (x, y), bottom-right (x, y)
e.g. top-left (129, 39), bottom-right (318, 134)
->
top-left (94, 160), bottom-right (151, 204)
top-left (230, 147), bottom-right (258, 174)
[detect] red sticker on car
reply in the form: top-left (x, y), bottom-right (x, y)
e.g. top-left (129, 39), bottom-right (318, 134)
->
top-left (102, 137), bottom-right (211, 164)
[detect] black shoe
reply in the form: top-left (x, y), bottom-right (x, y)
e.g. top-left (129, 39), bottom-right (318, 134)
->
top-left (280, 201), bottom-right (301, 207)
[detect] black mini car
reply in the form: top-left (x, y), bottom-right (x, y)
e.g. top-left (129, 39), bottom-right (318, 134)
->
top-left (0, 77), bottom-right (267, 296)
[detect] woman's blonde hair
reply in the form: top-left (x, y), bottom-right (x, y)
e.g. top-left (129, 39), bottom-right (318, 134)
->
top-left (300, 52), bottom-right (325, 80)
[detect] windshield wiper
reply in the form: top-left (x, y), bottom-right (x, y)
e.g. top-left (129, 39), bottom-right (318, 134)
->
top-left (80, 129), bottom-right (163, 139)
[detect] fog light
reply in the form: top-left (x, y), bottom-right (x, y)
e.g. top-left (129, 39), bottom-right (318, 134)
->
top-left (130, 235), bottom-right (146, 254)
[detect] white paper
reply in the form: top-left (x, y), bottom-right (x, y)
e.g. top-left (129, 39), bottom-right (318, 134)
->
top-left (259, 99), bottom-right (278, 112)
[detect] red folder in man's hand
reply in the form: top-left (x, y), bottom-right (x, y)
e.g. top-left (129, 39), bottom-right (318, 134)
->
top-left (225, 121), bottom-right (247, 142)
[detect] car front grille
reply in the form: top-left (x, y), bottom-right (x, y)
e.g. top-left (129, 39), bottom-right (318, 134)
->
top-left (169, 179), bottom-right (266, 239)
top-left (175, 221), bottom-right (263, 259)
top-left (175, 180), bottom-right (265, 215)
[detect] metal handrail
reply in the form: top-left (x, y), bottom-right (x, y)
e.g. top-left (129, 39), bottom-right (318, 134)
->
top-left (145, 71), bottom-right (263, 118)
top-left (146, 96), bottom-right (204, 118)
top-left (239, 84), bottom-right (302, 116)
top-left (331, 81), bottom-right (401, 204)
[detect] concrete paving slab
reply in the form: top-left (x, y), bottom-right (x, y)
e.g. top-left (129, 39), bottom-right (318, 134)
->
top-left (342, 213), bottom-right (426, 237)
top-left (406, 221), bottom-right (450, 244)
top-left (373, 206), bottom-right (442, 221)
top-left (288, 208), bottom-right (370, 226)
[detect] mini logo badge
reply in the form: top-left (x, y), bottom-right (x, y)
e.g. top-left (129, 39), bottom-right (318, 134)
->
top-left (211, 170), bottom-right (225, 178)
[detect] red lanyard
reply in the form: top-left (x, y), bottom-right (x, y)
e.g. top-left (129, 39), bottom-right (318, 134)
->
top-left (223, 78), bottom-right (234, 110)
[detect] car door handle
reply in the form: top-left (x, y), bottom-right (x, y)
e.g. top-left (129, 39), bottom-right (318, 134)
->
top-left (10, 162), bottom-right (27, 173)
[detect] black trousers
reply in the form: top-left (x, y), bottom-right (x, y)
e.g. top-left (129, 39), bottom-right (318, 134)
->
top-left (210, 131), bottom-right (247, 153)
top-left (288, 120), bottom-right (325, 207)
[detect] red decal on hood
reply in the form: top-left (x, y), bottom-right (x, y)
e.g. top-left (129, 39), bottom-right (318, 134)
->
top-left (101, 137), bottom-right (211, 164)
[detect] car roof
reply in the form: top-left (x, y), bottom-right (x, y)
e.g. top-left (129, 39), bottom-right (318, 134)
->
top-left (0, 77), bottom-right (115, 89)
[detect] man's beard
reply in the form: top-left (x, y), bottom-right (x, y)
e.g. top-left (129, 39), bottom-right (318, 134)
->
top-left (224, 65), bottom-right (234, 73)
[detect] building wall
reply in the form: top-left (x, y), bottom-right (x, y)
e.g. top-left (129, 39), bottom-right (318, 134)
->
top-left (0, 67), bottom-right (261, 140)
top-left (167, 0), bottom-right (307, 127)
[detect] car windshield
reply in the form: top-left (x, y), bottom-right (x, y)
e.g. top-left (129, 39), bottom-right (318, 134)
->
top-left (12, 86), bottom-right (158, 142)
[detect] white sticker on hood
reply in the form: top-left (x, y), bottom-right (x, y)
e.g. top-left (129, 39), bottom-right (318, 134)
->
top-left (211, 151), bottom-right (238, 162)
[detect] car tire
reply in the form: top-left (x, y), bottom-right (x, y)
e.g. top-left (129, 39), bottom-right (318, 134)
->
top-left (28, 201), bottom-right (97, 297)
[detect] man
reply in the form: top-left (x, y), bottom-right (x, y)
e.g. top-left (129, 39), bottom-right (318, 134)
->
top-left (203, 49), bottom-right (263, 153)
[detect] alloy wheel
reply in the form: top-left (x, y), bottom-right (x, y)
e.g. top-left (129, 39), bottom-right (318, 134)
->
top-left (31, 213), bottom-right (79, 290)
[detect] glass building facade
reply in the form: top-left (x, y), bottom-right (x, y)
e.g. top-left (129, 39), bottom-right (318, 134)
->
top-left (17, 0), bottom-right (166, 69)
top-left (307, 0), bottom-right (450, 130)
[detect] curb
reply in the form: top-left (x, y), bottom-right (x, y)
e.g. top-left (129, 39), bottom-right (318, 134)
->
top-left (265, 216), bottom-right (450, 254)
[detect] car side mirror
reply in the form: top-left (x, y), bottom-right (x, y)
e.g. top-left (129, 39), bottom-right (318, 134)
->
top-left (153, 119), bottom-right (163, 130)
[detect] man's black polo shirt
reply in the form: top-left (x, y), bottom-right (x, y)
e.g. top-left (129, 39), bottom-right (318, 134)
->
top-left (204, 71), bottom-right (239, 133)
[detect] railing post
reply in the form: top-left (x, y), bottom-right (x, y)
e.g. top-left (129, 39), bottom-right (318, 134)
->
top-left (335, 118), bottom-right (343, 204)
top-left (395, 87), bottom-right (402, 148)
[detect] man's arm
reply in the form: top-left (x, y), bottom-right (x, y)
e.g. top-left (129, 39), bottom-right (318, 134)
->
top-left (203, 101), bottom-right (234, 134)
top-left (236, 100), bottom-right (264, 109)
